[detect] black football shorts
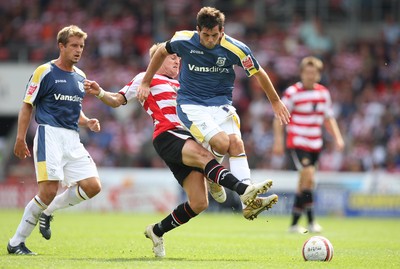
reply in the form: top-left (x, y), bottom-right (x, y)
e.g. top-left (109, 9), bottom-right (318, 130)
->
top-left (153, 129), bottom-right (202, 186)
top-left (290, 149), bottom-right (320, 170)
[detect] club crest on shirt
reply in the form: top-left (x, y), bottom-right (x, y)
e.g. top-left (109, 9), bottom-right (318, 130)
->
top-left (241, 55), bottom-right (255, 70)
top-left (169, 83), bottom-right (179, 93)
top-left (78, 81), bottom-right (84, 92)
top-left (216, 57), bottom-right (226, 67)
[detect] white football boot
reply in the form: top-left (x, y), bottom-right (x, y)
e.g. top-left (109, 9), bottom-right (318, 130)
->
top-left (240, 179), bottom-right (273, 206)
top-left (288, 224), bottom-right (308, 234)
top-left (144, 224), bottom-right (165, 258)
top-left (308, 222), bottom-right (323, 233)
top-left (207, 180), bottom-right (227, 203)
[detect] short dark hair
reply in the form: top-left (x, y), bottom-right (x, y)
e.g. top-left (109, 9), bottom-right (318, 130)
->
top-left (196, 7), bottom-right (225, 31)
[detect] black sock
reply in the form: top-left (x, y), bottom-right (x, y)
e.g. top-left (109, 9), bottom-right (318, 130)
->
top-left (291, 194), bottom-right (304, 226)
top-left (153, 202), bottom-right (197, 237)
top-left (302, 190), bottom-right (314, 224)
top-left (204, 159), bottom-right (247, 195)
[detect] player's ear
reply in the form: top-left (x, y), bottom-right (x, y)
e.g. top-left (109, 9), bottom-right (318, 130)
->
top-left (196, 26), bottom-right (200, 33)
top-left (58, 42), bottom-right (66, 51)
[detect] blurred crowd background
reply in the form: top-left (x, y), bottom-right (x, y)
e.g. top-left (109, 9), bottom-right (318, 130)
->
top-left (1, 0), bottom-right (400, 182)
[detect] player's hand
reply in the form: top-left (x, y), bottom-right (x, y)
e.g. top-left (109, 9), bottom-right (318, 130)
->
top-left (87, 118), bottom-right (101, 132)
top-left (336, 137), bottom-right (345, 152)
top-left (14, 138), bottom-right (31, 159)
top-left (272, 100), bottom-right (291, 125)
top-left (84, 80), bottom-right (100, 96)
top-left (137, 85), bottom-right (150, 102)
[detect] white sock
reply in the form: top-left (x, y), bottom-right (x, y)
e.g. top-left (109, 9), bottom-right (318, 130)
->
top-left (207, 144), bottom-right (225, 164)
top-left (229, 155), bottom-right (252, 209)
top-left (211, 148), bottom-right (225, 164)
top-left (43, 185), bottom-right (89, 216)
top-left (9, 195), bottom-right (47, 246)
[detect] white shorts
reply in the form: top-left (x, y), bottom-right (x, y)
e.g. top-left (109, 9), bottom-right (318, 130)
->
top-left (33, 124), bottom-right (99, 186)
top-left (177, 104), bottom-right (241, 144)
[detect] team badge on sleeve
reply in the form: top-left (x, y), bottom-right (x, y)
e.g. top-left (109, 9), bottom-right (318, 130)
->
top-left (241, 55), bottom-right (255, 70)
top-left (27, 83), bottom-right (38, 95)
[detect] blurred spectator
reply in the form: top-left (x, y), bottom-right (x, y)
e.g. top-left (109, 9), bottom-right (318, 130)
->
top-left (299, 16), bottom-right (334, 57)
top-left (381, 14), bottom-right (400, 47)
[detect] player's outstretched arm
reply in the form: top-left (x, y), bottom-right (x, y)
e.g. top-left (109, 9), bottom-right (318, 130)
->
top-left (137, 45), bottom-right (169, 102)
top-left (253, 68), bottom-right (291, 125)
top-left (84, 79), bottom-right (126, 108)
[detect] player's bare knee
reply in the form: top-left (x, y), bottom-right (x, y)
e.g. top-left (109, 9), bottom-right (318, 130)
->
top-left (90, 183), bottom-right (101, 197)
top-left (211, 140), bottom-right (229, 155)
top-left (79, 178), bottom-right (101, 198)
top-left (299, 174), bottom-right (314, 190)
top-left (227, 136), bottom-right (244, 156)
top-left (88, 181), bottom-right (101, 198)
top-left (209, 133), bottom-right (230, 155)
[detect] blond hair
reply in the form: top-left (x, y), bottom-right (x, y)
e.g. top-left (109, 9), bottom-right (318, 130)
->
top-left (57, 25), bottom-right (87, 46)
top-left (149, 43), bottom-right (164, 58)
top-left (300, 56), bottom-right (323, 72)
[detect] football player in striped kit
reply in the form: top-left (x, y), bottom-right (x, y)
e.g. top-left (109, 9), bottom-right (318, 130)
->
top-left (8, 25), bottom-right (102, 255)
top-left (273, 56), bottom-right (344, 234)
top-left (84, 43), bottom-right (278, 258)
top-left (136, 7), bottom-right (290, 214)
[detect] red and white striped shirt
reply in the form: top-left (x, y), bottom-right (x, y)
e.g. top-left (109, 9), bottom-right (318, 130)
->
top-left (282, 82), bottom-right (334, 152)
top-left (120, 73), bottom-right (182, 139)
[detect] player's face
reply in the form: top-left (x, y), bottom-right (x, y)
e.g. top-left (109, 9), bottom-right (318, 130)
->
top-left (162, 54), bottom-right (180, 78)
top-left (197, 25), bottom-right (223, 49)
top-left (300, 65), bottom-right (321, 89)
top-left (60, 36), bottom-right (85, 64)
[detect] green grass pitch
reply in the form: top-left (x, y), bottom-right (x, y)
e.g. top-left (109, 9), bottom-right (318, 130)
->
top-left (0, 209), bottom-right (399, 269)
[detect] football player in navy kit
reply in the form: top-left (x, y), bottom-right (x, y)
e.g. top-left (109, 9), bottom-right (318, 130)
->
top-left (8, 25), bottom-right (101, 255)
top-left (137, 7), bottom-right (290, 212)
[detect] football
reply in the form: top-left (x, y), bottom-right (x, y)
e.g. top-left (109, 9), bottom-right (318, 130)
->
top-left (302, 236), bottom-right (334, 261)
